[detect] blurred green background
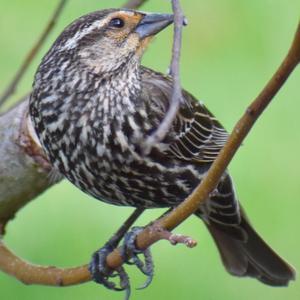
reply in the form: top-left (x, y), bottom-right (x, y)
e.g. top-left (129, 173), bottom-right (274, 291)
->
top-left (1, 0), bottom-right (300, 299)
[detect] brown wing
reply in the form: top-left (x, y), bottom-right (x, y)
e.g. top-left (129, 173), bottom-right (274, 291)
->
top-left (141, 68), bottom-right (243, 237)
top-left (140, 66), bottom-right (228, 163)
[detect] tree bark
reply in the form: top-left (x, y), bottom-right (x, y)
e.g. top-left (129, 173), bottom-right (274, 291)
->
top-left (0, 99), bottom-right (54, 233)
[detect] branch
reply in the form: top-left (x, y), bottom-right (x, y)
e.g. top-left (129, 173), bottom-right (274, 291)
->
top-left (0, 100), bottom-right (53, 233)
top-left (143, 0), bottom-right (185, 153)
top-left (0, 0), bottom-right (68, 109)
top-left (0, 225), bottom-right (196, 286)
top-left (0, 241), bottom-right (90, 286)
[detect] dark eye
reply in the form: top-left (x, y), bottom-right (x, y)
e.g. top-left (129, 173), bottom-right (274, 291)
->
top-left (109, 18), bottom-right (125, 28)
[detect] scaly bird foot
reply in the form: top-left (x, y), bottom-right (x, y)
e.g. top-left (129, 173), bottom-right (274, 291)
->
top-left (121, 226), bottom-right (154, 289)
top-left (89, 242), bottom-right (131, 299)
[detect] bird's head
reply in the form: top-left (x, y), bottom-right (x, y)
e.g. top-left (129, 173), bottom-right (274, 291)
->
top-left (45, 9), bottom-right (173, 75)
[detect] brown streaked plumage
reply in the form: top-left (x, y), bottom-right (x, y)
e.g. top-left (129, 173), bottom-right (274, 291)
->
top-left (29, 8), bottom-right (295, 291)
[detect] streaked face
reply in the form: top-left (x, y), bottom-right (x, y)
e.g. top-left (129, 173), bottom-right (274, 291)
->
top-left (58, 10), bottom-right (148, 73)
top-left (50, 9), bottom-right (173, 74)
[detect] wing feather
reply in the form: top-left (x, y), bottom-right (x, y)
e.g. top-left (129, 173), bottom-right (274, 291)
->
top-left (141, 67), bottom-right (228, 163)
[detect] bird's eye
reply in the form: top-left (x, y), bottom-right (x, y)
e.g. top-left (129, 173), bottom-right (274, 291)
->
top-left (109, 18), bottom-right (125, 28)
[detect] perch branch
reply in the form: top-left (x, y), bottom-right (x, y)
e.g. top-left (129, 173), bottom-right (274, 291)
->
top-left (0, 0), bottom-right (68, 109)
top-left (102, 20), bottom-right (300, 270)
top-left (0, 241), bottom-right (90, 286)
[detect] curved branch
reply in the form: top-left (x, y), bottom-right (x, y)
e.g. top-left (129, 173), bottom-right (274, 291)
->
top-left (0, 242), bottom-right (90, 286)
top-left (0, 226), bottom-right (196, 286)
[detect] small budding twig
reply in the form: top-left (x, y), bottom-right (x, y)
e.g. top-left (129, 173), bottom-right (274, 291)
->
top-left (0, 0), bottom-right (68, 109)
top-left (143, 0), bottom-right (186, 153)
top-left (150, 226), bottom-right (197, 248)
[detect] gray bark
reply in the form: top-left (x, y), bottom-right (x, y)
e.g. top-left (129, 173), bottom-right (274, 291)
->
top-left (0, 99), bottom-right (54, 231)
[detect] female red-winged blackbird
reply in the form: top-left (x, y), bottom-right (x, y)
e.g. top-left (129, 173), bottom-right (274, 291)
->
top-left (29, 8), bottom-right (295, 291)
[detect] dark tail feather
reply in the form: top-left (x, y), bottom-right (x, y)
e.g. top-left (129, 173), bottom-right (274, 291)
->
top-left (204, 212), bottom-right (296, 286)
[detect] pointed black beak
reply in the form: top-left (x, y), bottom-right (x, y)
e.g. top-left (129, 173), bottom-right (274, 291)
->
top-left (135, 13), bottom-right (174, 39)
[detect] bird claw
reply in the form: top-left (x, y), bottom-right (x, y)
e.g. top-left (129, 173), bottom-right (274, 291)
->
top-left (89, 243), bottom-right (131, 296)
top-left (121, 227), bottom-right (154, 290)
top-left (89, 225), bottom-right (154, 299)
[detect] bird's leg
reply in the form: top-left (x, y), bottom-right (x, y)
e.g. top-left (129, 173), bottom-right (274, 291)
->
top-left (121, 226), bottom-right (154, 290)
top-left (119, 208), bottom-right (175, 289)
top-left (89, 207), bottom-right (145, 296)
top-left (90, 208), bottom-right (172, 294)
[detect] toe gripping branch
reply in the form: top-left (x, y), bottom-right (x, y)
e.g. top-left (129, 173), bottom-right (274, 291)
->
top-left (88, 208), bottom-right (197, 300)
top-left (89, 241), bottom-right (131, 292)
top-left (88, 208), bottom-right (154, 300)
top-left (122, 227), bottom-right (154, 290)
top-left (89, 227), bottom-right (154, 300)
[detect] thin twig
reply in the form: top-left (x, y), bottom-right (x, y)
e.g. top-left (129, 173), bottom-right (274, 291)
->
top-left (0, 0), bottom-right (68, 108)
top-left (143, 0), bottom-right (185, 154)
top-left (122, 0), bottom-right (149, 9)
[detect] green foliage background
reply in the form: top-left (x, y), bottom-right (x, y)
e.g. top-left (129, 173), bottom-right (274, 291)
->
top-left (1, 0), bottom-right (300, 299)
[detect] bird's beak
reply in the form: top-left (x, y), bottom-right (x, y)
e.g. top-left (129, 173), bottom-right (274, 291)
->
top-left (135, 13), bottom-right (174, 39)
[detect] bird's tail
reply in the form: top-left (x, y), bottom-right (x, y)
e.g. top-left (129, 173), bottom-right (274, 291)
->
top-left (202, 210), bottom-right (295, 286)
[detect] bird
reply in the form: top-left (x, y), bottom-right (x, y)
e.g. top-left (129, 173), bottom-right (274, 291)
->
top-left (29, 7), bottom-right (295, 293)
